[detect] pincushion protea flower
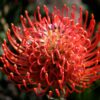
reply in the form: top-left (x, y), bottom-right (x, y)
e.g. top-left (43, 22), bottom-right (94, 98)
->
top-left (0, 4), bottom-right (100, 98)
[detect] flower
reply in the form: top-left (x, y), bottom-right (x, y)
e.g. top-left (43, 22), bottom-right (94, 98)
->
top-left (0, 4), bottom-right (100, 98)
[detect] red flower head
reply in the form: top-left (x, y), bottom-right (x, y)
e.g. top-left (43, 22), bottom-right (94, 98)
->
top-left (0, 5), bottom-right (100, 97)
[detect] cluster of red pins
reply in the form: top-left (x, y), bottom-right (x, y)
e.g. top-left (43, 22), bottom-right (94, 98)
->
top-left (0, 4), bottom-right (100, 97)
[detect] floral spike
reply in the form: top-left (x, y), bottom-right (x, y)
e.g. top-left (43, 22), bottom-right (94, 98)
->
top-left (10, 72), bottom-right (14, 80)
top-left (25, 10), bottom-right (34, 28)
top-left (71, 4), bottom-right (76, 20)
top-left (84, 10), bottom-right (88, 29)
top-left (55, 89), bottom-right (60, 97)
top-left (37, 6), bottom-right (42, 21)
top-left (44, 5), bottom-right (50, 23)
top-left (79, 6), bottom-right (83, 25)
top-left (0, 4), bottom-right (100, 98)
top-left (11, 23), bottom-right (22, 42)
top-left (23, 79), bottom-right (27, 88)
